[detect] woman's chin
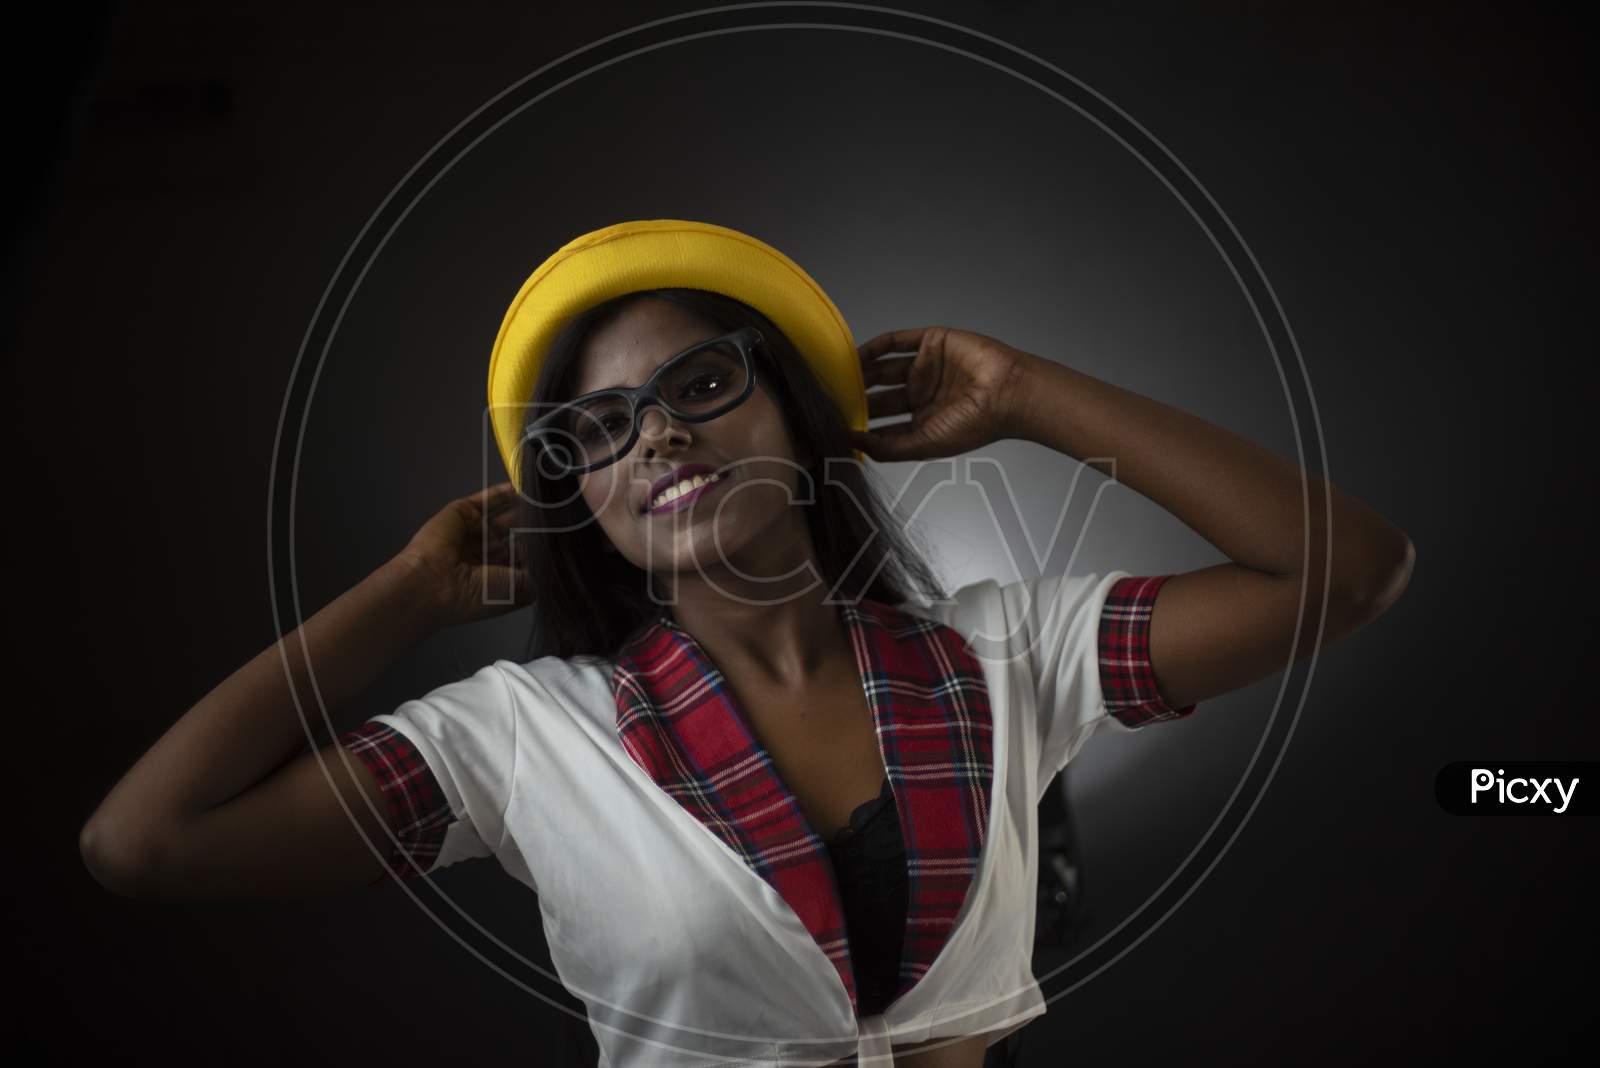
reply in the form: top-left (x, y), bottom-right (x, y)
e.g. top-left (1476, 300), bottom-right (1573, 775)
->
top-left (654, 523), bottom-right (813, 583)
top-left (652, 531), bottom-right (756, 577)
top-left (640, 493), bottom-right (810, 578)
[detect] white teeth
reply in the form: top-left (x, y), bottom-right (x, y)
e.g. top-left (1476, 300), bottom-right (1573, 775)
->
top-left (649, 471), bottom-right (722, 511)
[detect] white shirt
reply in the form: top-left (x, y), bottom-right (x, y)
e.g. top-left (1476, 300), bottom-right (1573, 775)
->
top-left (369, 569), bottom-right (1148, 1066)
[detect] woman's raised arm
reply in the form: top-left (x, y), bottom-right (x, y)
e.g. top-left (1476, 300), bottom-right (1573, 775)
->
top-left (999, 349), bottom-right (1413, 711)
top-left (79, 482), bottom-right (531, 899)
top-left (848, 326), bottom-right (1414, 714)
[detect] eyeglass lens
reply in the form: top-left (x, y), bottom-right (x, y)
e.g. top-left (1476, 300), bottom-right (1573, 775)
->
top-left (548, 337), bottom-right (750, 472)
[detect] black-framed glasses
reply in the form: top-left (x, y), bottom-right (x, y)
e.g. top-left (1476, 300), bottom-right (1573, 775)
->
top-left (519, 327), bottom-right (762, 479)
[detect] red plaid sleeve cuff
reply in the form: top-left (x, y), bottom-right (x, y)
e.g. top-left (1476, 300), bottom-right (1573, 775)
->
top-left (1098, 575), bottom-right (1198, 728)
top-left (338, 720), bottom-right (454, 880)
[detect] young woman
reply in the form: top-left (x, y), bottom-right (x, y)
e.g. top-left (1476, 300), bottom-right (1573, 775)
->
top-left (80, 220), bottom-right (1413, 1067)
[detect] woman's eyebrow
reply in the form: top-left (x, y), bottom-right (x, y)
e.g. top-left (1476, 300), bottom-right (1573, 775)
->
top-left (590, 370), bottom-right (650, 393)
top-left (588, 337), bottom-right (713, 392)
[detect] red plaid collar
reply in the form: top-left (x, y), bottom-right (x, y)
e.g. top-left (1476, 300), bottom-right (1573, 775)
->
top-left (612, 598), bottom-right (994, 1017)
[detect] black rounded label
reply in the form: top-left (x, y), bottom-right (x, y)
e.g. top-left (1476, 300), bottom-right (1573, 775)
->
top-left (1435, 762), bottom-right (1593, 815)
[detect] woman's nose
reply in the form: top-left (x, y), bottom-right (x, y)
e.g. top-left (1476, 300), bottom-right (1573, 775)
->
top-left (638, 406), bottom-right (690, 457)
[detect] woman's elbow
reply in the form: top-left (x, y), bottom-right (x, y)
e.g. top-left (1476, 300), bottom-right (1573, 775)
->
top-left (1336, 528), bottom-right (1416, 627)
top-left (79, 813), bottom-right (169, 898)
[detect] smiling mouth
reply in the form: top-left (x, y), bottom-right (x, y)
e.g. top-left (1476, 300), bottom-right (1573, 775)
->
top-left (644, 469), bottom-right (730, 515)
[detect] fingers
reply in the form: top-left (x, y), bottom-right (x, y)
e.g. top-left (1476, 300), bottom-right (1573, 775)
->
top-left (484, 528), bottom-right (515, 565)
top-left (853, 431), bottom-right (911, 463)
top-left (860, 354), bottom-right (915, 390)
top-left (856, 329), bottom-right (928, 388)
top-left (474, 480), bottom-right (516, 502)
top-left (857, 327), bottom-right (931, 360)
top-left (849, 424), bottom-right (929, 464)
top-left (476, 564), bottom-right (532, 608)
top-left (866, 387), bottom-right (913, 421)
top-left (472, 480), bottom-right (521, 512)
top-left (478, 483), bottom-right (524, 565)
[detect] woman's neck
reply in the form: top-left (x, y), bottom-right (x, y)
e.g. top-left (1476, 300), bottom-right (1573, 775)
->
top-left (662, 552), bottom-right (856, 687)
top-left (672, 584), bottom-right (852, 684)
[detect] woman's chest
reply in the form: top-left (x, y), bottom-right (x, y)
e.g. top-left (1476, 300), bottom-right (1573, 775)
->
top-left (503, 646), bottom-right (1042, 1064)
top-left (724, 664), bottom-right (890, 842)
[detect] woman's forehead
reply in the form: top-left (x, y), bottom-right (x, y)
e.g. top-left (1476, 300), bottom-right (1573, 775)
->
top-left (574, 300), bottom-right (721, 394)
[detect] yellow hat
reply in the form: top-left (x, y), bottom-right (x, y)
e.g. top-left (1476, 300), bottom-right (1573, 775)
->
top-left (487, 219), bottom-right (868, 492)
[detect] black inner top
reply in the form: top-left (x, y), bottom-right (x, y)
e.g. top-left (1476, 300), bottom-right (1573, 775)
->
top-left (825, 774), bottom-right (909, 1017)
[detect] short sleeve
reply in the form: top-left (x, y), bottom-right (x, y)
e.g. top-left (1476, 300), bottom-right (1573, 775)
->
top-left (337, 662), bottom-right (517, 881)
top-left (1098, 574), bottom-right (1198, 729)
top-left (991, 570), bottom-right (1198, 783)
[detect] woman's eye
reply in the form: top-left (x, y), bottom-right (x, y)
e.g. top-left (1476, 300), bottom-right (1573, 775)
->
top-left (575, 413), bottom-right (629, 444)
top-left (680, 373), bottom-right (726, 398)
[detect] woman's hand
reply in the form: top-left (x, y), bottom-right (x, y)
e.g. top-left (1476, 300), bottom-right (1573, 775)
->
top-left (394, 481), bottom-right (531, 628)
top-left (849, 326), bottom-right (1039, 462)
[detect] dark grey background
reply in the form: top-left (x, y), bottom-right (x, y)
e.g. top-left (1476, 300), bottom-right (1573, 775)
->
top-left (8, 2), bottom-right (1593, 1064)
